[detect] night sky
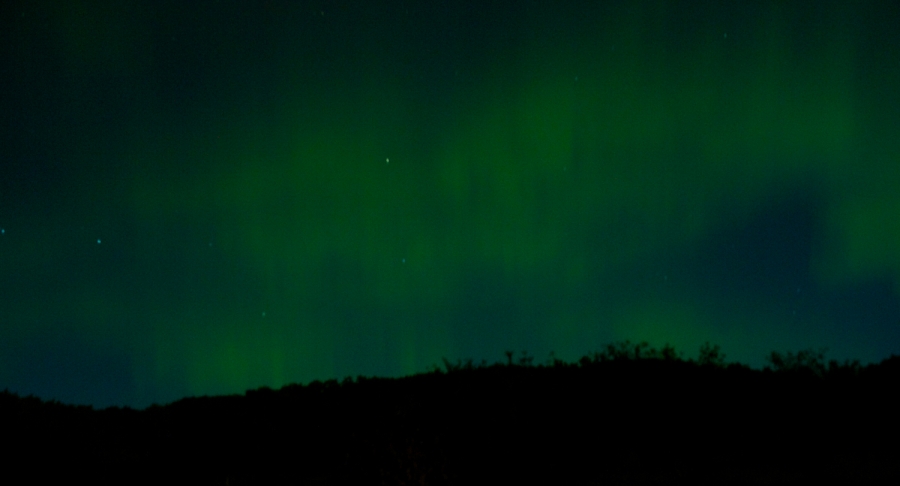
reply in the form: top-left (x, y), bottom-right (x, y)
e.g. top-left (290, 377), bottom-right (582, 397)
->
top-left (2, 0), bottom-right (899, 409)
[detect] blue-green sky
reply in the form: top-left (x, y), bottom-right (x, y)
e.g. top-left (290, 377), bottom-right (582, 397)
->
top-left (2, 0), bottom-right (899, 408)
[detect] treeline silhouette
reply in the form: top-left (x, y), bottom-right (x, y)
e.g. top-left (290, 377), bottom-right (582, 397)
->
top-left (3, 341), bottom-right (900, 485)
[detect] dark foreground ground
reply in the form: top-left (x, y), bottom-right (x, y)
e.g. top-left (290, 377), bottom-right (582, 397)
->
top-left (4, 345), bottom-right (900, 485)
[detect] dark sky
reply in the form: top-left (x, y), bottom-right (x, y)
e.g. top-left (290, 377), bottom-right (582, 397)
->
top-left (2, 0), bottom-right (899, 409)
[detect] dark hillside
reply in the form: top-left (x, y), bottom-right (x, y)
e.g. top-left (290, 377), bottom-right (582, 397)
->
top-left (3, 343), bottom-right (899, 485)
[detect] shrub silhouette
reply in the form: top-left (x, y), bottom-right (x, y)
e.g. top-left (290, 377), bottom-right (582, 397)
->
top-left (575, 340), bottom-right (687, 365)
top-left (659, 343), bottom-right (681, 360)
top-left (766, 347), bottom-right (828, 376)
top-left (697, 341), bottom-right (726, 367)
top-left (517, 350), bottom-right (534, 366)
top-left (545, 351), bottom-right (567, 368)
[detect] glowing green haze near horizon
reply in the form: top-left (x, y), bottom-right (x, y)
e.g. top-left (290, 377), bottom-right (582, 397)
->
top-left (1, 0), bottom-right (898, 408)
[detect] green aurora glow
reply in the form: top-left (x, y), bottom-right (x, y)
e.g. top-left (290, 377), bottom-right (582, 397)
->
top-left (1, 0), bottom-right (898, 407)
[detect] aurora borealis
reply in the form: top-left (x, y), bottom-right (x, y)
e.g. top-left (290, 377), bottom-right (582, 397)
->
top-left (2, 0), bottom-right (899, 408)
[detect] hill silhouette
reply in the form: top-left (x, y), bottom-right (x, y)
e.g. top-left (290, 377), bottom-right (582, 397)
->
top-left (3, 341), bottom-right (899, 485)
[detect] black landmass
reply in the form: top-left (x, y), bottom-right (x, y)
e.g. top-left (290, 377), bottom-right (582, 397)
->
top-left (3, 342), bottom-right (899, 485)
